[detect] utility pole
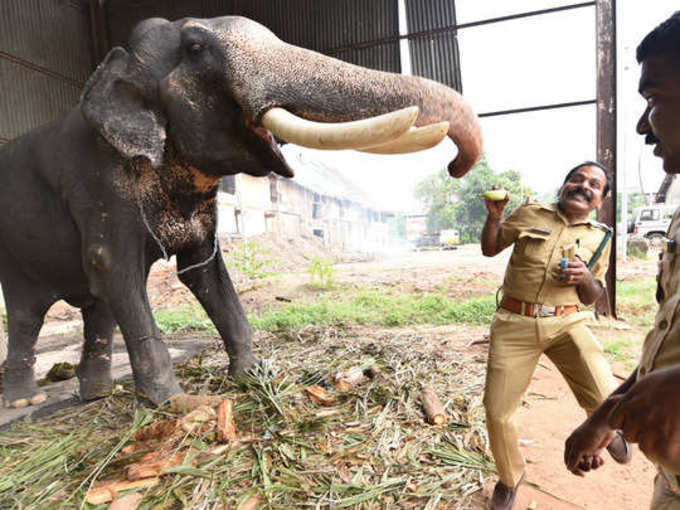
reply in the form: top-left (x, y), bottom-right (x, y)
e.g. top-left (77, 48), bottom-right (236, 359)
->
top-left (596, 0), bottom-right (617, 317)
top-left (0, 284), bottom-right (5, 366)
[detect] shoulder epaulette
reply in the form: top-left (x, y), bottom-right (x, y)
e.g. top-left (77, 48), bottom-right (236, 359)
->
top-left (533, 201), bottom-right (557, 212)
top-left (589, 220), bottom-right (612, 232)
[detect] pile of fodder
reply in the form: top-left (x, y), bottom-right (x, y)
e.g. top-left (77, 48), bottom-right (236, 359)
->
top-left (0, 324), bottom-right (493, 509)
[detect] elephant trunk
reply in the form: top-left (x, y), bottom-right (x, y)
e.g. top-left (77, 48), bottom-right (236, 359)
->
top-left (227, 31), bottom-right (482, 177)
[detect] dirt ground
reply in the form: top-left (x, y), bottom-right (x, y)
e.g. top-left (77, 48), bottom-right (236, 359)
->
top-left (34, 238), bottom-right (658, 509)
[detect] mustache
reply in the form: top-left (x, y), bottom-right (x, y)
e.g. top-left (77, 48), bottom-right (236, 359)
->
top-left (645, 133), bottom-right (659, 145)
top-left (566, 187), bottom-right (592, 202)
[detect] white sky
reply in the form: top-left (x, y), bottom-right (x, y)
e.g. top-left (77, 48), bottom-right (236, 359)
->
top-left (286, 1), bottom-right (679, 212)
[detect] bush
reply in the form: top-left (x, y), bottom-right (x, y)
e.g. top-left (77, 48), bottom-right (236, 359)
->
top-left (627, 235), bottom-right (649, 259)
top-left (224, 241), bottom-right (278, 281)
top-left (307, 257), bottom-right (336, 289)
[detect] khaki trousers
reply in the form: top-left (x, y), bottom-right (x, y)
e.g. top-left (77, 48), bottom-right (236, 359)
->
top-left (650, 471), bottom-right (680, 510)
top-left (483, 309), bottom-right (617, 486)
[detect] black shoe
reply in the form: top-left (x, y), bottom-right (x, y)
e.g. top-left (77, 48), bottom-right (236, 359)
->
top-left (489, 473), bottom-right (525, 510)
top-left (606, 430), bottom-right (632, 464)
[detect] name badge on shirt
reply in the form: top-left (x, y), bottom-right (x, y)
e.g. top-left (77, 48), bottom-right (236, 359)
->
top-left (529, 226), bottom-right (552, 235)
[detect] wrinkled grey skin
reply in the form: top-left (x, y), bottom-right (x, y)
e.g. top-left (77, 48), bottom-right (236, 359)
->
top-left (0, 16), bottom-right (482, 406)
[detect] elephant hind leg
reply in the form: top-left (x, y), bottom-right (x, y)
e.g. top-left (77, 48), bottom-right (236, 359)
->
top-left (77, 300), bottom-right (116, 401)
top-left (2, 288), bottom-right (52, 408)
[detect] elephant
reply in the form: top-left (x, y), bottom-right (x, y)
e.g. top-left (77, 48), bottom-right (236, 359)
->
top-left (0, 16), bottom-right (482, 408)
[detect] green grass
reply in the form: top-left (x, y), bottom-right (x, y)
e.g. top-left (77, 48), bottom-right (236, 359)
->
top-left (153, 307), bottom-right (213, 334)
top-left (154, 278), bottom-right (655, 351)
top-left (151, 290), bottom-right (497, 335)
top-left (249, 290), bottom-right (496, 331)
top-left (602, 335), bottom-right (639, 361)
top-left (616, 276), bottom-right (657, 327)
top-left (598, 331), bottom-right (642, 371)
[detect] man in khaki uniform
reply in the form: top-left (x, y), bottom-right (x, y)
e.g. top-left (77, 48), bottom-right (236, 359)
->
top-left (481, 162), bottom-right (630, 510)
top-left (565, 12), bottom-right (680, 509)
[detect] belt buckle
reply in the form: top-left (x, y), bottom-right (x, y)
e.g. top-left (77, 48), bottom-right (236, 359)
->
top-left (535, 304), bottom-right (555, 317)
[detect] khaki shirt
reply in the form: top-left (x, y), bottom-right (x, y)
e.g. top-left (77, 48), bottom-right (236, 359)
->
top-left (498, 202), bottom-right (611, 306)
top-left (639, 207), bottom-right (680, 378)
top-left (638, 207), bottom-right (680, 482)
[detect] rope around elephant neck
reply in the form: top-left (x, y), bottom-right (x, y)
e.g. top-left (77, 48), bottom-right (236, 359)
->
top-left (138, 200), bottom-right (170, 261)
top-left (137, 199), bottom-right (219, 276)
top-left (174, 237), bottom-right (218, 276)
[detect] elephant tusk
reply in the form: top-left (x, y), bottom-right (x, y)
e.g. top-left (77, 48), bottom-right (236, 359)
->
top-left (357, 121), bottom-right (450, 154)
top-left (260, 106), bottom-right (419, 150)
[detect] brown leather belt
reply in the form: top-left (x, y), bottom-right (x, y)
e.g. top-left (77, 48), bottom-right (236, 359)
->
top-left (500, 296), bottom-right (578, 318)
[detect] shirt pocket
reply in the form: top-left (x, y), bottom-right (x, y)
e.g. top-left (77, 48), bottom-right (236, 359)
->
top-left (575, 246), bottom-right (595, 267)
top-left (516, 231), bottom-right (551, 263)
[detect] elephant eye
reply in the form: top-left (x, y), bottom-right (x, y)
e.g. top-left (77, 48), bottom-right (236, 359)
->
top-left (188, 42), bottom-right (204, 55)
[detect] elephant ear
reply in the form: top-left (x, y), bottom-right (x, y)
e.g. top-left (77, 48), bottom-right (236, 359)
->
top-left (81, 47), bottom-right (166, 167)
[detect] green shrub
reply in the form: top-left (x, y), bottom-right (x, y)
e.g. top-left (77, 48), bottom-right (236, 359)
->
top-left (224, 241), bottom-right (278, 280)
top-left (307, 256), bottom-right (336, 289)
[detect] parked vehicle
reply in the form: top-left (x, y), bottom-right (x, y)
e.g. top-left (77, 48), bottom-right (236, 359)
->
top-left (440, 229), bottom-right (460, 250)
top-left (631, 204), bottom-right (677, 248)
top-left (414, 229), bottom-right (460, 250)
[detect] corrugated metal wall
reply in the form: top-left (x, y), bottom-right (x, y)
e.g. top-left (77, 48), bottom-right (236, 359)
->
top-left (405, 0), bottom-right (462, 92)
top-left (0, 0), bottom-right (93, 144)
top-left (104, 0), bottom-right (401, 72)
top-left (0, 0), bottom-right (463, 145)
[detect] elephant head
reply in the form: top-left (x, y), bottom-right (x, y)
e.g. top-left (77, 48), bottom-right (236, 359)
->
top-left (81, 16), bottom-right (482, 179)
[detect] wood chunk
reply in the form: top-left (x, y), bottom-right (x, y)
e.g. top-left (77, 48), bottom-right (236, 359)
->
top-left (121, 444), bottom-right (137, 455)
top-left (216, 399), bottom-right (238, 443)
top-left (127, 452), bottom-right (187, 481)
top-left (180, 405), bottom-right (216, 434)
top-left (138, 450), bottom-right (163, 463)
top-left (121, 440), bottom-right (155, 456)
top-left (305, 385), bottom-right (337, 405)
top-left (84, 486), bottom-right (116, 505)
top-left (240, 495), bottom-right (262, 510)
top-left (84, 478), bottom-right (159, 505)
top-left (133, 419), bottom-right (179, 442)
top-left (421, 387), bottom-right (446, 425)
top-left (333, 366), bottom-right (366, 392)
top-left (167, 394), bottom-right (224, 414)
top-left (108, 492), bottom-right (143, 510)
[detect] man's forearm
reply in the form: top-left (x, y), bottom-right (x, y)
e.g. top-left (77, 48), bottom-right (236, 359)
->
top-left (612, 367), bottom-right (638, 395)
top-left (481, 216), bottom-right (502, 256)
top-left (577, 273), bottom-right (604, 305)
top-left (588, 367), bottom-right (638, 425)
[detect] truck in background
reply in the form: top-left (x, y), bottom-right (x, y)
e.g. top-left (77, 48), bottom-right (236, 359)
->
top-left (439, 229), bottom-right (461, 250)
top-left (414, 229), bottom-right (460, 250)
top-left (630, 204), bottom-right (676, 249)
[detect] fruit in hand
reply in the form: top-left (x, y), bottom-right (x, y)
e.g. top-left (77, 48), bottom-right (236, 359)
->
top-left (478, 189), bottom-right (508, 201)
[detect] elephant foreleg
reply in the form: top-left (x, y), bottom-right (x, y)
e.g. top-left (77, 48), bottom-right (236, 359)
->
top-left (77, 299), bottom-right (116, 400)
top-left (177, 237), bottom-right (258, 375)
top-left (84, 241), bottom-right (182, 405)
top-left (2, 284), bottom-right (52, 408)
